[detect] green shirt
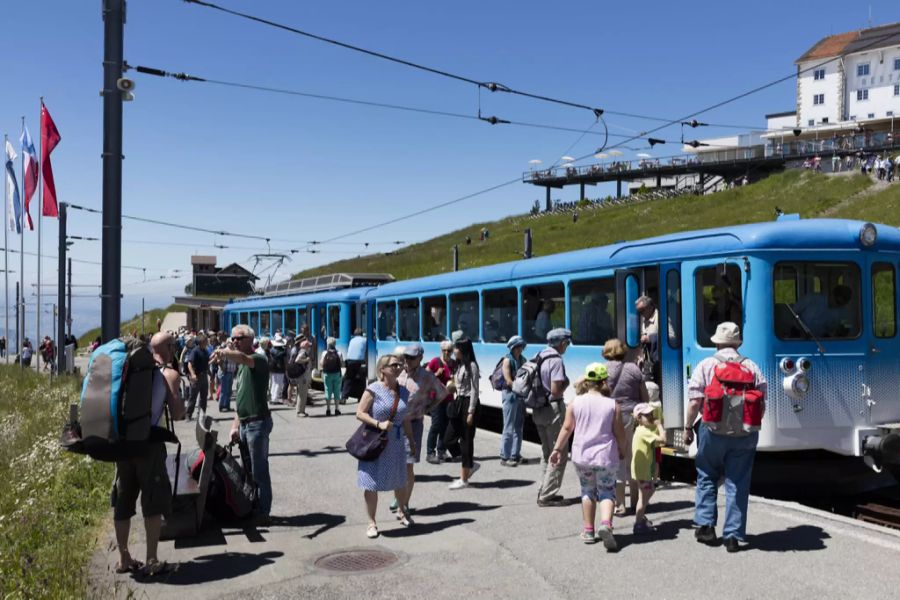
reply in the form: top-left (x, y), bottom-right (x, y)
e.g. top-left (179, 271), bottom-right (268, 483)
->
top-left (235, 353), bottom-right (270, 420)
top-left (631, 423), bottom-right (661, 482)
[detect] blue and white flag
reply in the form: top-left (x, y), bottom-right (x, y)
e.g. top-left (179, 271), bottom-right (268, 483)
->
top-left (4, 140), bottom-right (22, 234)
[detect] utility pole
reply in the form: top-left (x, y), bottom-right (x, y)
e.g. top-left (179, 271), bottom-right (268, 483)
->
top-left (57, 203), bottom-right (66, 373)
top-left (15, 282), bottom-right (19, 367)
top-left (101, 0), bottom-right (125, 342)
top-left (66, 256), bottom-right (72, 337)
top-left (452, 245), bottom-right (459, 272)
top-left (524, 228), bottom-right (533, 259)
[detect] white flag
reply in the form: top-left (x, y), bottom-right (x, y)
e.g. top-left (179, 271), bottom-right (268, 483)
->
top-left (4, 140), bottom-right (22, 234)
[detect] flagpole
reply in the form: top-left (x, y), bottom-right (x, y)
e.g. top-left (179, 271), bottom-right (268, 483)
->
top-left (37, 98), bottom-right (43, 373)
top-left (18, 117), bottom-right (25, 371)
top-left (3, 134), bottom-right (9, 365)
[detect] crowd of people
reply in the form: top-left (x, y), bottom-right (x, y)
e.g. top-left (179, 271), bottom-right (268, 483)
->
top-left (111, 312), bottom-right (766, 574)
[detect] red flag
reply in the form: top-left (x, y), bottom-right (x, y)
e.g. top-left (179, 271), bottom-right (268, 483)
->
top-left (40, 103), bottom-right (61, 218)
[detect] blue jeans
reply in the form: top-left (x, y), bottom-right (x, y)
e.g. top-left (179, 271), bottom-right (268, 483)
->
top-left (240, 416), bottom-right (273, 516)
top-left (499, 390), bottom-right (525, 460)
top-left (218, 371), bottom-right (233, 411)
top-left (426, 404), bottom-right (449, 455)
top-left (694, 427), bottom-right (758, 541)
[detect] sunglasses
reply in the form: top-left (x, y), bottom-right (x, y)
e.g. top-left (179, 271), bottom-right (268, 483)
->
top-left (385, 363), bottom-right (404, 369)
top-left (231, 335), bottom-right (248, 341)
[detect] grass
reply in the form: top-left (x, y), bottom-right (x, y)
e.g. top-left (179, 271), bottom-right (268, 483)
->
top-left (77, 303), bottom-right (188, 350)
top-left (0, 366), bottom-right (114, 599)
top-left (291, 170), bottom-right (891, 281)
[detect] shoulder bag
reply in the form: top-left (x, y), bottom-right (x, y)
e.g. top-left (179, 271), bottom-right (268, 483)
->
top-left (346, 387), bottom-right (400, 461)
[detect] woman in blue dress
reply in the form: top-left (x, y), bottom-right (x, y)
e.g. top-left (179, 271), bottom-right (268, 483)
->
top-left (356, 353), bottom-right (415, 538)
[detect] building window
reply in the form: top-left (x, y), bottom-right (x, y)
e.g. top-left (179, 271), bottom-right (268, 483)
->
top-left (889, 111), bottom-right (895, 117)
top-left (808, 119), bottom-right (814, 127)
top-left (850, 115), bottom-right (857, 121)
top-left (895, 84), bottom-right (899, 96)
top-left (813, 93), bottom-right (824, 105)
top-left (894, 58), bottom-right (900, 71)
top-left (857, 63), bottom-right (870, 77)
top-left (821, 117), bottom-right (829, 124)
top-left (857, 89), bottom-right (869, 101)
top-left (813, 68), bottom-right (825, 80)
top-left (868, 113), bottom-right (875, 119)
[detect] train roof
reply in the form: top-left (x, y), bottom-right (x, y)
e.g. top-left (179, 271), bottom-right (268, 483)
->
top-left (365, 219), bottom-right (900, 298)
top-left (224, 286), bottom-right (370, 311)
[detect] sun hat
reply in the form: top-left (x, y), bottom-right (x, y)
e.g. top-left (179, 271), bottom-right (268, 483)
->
top-left (633, 403), bottom-right (654, 418)
top-left (403, 342), bottom-right (424, 357)
top-left (584, 362), bottom-right (608, 382)
top-left (451, 330), bottom-right (465, 343)
top-left (506, 335), bottom-right (527, 350)
top-left (272, 333), bottom-right (285, 347)
top-left (710, 322), bottom-right (742, 346)
top-left (546, 328), bottom-right (573, 344)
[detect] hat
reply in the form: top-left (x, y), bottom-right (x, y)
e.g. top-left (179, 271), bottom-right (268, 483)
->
top-left (584, 362), bottom-right (608, 382)
top-left (451, 330), bottom-right (465, 343)
top-left (506, 335), bottom-right (527, 350)
top-left (633, 403), bottom-right (655, 419)
top-left (546, 328), bottom-right (573, 344)
top-left (403, 342), bottom-right (424, 357)
top-left (710, 322), bottom-right (742, 346)
top-left (272, 333), bottom-right (285, 347)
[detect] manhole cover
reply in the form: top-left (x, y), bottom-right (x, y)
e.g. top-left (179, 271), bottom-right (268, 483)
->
top-left (314, 549), bottom-right (399, 573)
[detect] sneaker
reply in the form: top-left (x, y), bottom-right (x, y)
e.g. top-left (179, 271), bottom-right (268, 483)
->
top-left (297, 412), bottom-right (308, 418)
top-left (389, 498), bottom-right (399, 512)
top-left (537, 497), bottom-right (568, 507)
top-left (597, 527), bottom-right (618, 552)
top-left (580, 531), bottom-right (598, 544)
top-left (695, 525), bottom-right (717, 545)
top-left (425, 453), bottom-right (439, 465)
top-left (326, 409), bottom-right (332, 416)
top-left (508, 458), bottom-right (520, 467)
top-left (448, 479), bottom-right (468, 490)
top-left (724, 537), bottom-right (742, 553)
top-left (500, 459), bottom-right (510, 466)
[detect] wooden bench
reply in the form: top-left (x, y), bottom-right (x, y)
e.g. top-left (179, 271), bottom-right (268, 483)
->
top-left (160, 416), bottom-right (217, 539)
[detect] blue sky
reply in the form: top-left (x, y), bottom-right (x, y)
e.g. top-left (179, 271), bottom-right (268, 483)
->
top-left (1, 0), bottom-right (898, 338)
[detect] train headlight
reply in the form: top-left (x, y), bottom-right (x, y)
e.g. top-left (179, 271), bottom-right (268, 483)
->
top-left (783, 372), bottom-right (810, 401)
top-left (797, 357), bottom-right (812, 372)
top-left (779, 357), bottom-right (795, 374)
top-left (859, 223), bottom-right (877, 247)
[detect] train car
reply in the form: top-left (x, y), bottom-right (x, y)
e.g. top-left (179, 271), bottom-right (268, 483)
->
top-left (363, 218), bottom-right (900, 487)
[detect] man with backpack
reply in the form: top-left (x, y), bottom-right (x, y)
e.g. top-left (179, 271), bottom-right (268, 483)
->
top-left (683, 322), bottom-right (766, 553)
top-left (534, 328), bottom-right (573, 507)
top-left (111, 331), bottom-right (185, 577)
top-left (215, 324), bottom-right (273, 524)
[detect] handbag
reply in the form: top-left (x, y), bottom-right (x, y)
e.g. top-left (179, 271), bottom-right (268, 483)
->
top-left (346, 387), bottom-right (400, 461)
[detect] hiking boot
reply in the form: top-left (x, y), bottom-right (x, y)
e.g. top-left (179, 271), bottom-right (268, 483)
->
top-left (695, 525), bottom-right (717, 545)
top-left (597, 527), bottom-right (618, 552)
top-left (326, 409), bottom-right (332, 416)
top-left (724, 537), bottom-right (742, 553)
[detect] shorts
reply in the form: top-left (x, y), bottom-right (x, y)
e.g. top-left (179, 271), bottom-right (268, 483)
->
top-left (405, 418), bottom-right (424, 464)
top-left (574, 462), bottom-right (617, 502)
top-left (111, 443), bottom-right (172, 521)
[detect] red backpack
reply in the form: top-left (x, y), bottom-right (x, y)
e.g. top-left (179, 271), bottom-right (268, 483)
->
top-left (702, 353), bottom-right (764, 436)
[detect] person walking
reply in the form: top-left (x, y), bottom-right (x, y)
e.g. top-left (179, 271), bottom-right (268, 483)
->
top-left (499, 335), bottom-right (527, 466)
top-left (535, 328), bottom-right (572, 507)
top-left (216, 324), bottom-right (274, 524)
top-left (631, 403), bottom-right (666, 534)
top-left (186, 334), bottom-right (210, 422)
top-left (548, 362), bottom-right (625, 551)
top-left (214, 334), bottom-right (237, 413)
top-left (294, 340), bottom-right (313, 417)
top-left (342, 328), bottom-right (367, 403)
top-left (320, 337), bottom-right (344, 416)
top-left (111, 331), bottom-right (185, 577)
top-left (425, 340), bottom-right (456, 463)
top-left (356, 354), bottom-right (416, 538)
top-left (444, 337), bottom-right (480, 490)
top-left (268, 333), bottom-right (288, 405)
top-left (602, 338), bottom-right (649, 516)
top-left (683, 322), bottom-right (766, 553)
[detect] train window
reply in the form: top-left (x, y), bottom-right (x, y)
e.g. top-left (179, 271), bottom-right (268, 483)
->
top-left (285, 309), bottom-right (297, 335)
top-left (359, 303), bottom-right (367, 337)
top-left (249, 312), bottom-right (259, 334)
top-left (625, 275), bottom-right (640, 348)
top-left (239, 312), bottom-right (248, 325)
top-left (318, 306), bottom-right (327, 340)
top-left (350, 305), bottom-right (358, 335)
top-left (773, 262), bottom-right (860, 340)
top-left (482, 288), bottom-right (518, 343)
top-left (299, 308), bottom-right (309, 331)
top-left (272, 310), bottom-right (283, 335)
top-left (329, 306), bottom-right (341, 339)
top-left (523, 283), bottom-right (565, 343)
top-left (259, 311), bottom-right (270, 336)
top-left (695, 264), bottom-right (743, 347)
top-left (377, 301), bottom-right (397, 341)
top-left (569, 278), bottom-right (615, 346)
top-left (872, 263), bottom-right (896, 338)
top-left (450, 292), bottom-right (480, 341)
top-left (399, 299), bottom-right (420, 341)
top-left (666, 270), bottom-right (682, 349)
top-left (422, 296), bottom-right (447, 341)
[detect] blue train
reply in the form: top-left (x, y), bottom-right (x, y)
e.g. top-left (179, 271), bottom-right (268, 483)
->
top-left (224, 218), bottom-right (900, 481)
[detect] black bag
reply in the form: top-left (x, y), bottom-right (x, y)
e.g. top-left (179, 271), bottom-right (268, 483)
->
top-left (446, 395), bottom-right (467, 419)
top-left (286, 359), bottom-right (306, 380)
top-left (322, 349), bottom-right (341, 374)
top-left (346, 388), bottom-right (400, 461)
top-left (193, 440), bottom-right (258, 521)
top-left (269, 346), bottom-right (286, 372)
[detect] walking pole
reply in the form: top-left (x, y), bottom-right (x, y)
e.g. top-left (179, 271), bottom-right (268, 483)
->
top-left (3, 133), bottom-right (9, 364)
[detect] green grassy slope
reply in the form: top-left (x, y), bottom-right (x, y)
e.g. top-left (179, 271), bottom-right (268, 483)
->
top-left (293, 171), bottom-right (892, 281)
top-left (77, 303), bottom-right (187, 349)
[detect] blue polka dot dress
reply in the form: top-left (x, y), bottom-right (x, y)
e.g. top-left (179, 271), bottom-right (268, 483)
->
top-left (357, 382), bottom-right (409, 492)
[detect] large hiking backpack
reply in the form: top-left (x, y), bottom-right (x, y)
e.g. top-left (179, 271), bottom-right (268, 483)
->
top-left (701, 353), bottom-right (764, 437)
top-left (269, 345), bottom-right (286, 372)
top-left (191, 440), bottom-right (258, 521)
top-left (62, 337), bottom-right (178, 461)
top-left (511, 352), bottom-right (551, 409)
top-left (322, 349), bottom-right (341, 374)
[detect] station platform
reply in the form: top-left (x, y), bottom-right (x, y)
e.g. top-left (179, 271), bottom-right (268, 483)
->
top-left (91, 391), bottom-right (900, 599)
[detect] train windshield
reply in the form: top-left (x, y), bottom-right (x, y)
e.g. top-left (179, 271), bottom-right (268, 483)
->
top-left (774, 262), bottom-right (861, 340)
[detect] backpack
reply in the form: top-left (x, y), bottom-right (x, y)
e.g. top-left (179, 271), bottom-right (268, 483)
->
top-left (286, 358), bottom-right (307, 380)
top-left (489, 357), bottom-right (507, 391)
top-left (269, 345), bottom-right (286, 372)
top-left (190, 440), bottom-right (258, 521)
top-left (63, 337), bottom-right (178, 462)
top-left (511, 352), bottom-right (552, 409)
top-left (322, 349), bottom-right (341, 374)
top-left (701, 353), bottom-right (764, 437)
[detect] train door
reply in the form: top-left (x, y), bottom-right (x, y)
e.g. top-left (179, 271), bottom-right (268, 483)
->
top-left (867, 258), bottom-right (899, 425)
top-left (315, 304), bottom-right (327, 357)
top-left (659, 263), bottom-right (684, 429)
top-left (615, 265), bottom-right (660, 367)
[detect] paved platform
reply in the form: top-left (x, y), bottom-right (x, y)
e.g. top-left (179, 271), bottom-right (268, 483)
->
top-left (90, 391), bottom-right (900, 599)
